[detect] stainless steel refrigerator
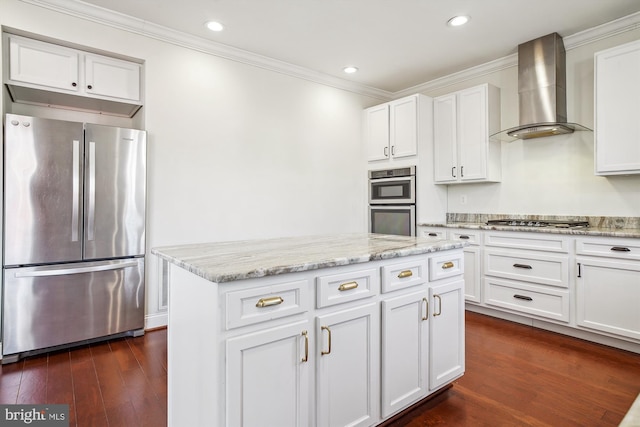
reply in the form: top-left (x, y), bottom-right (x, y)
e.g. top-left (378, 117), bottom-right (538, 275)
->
top-left (2, 113), bottom-right (146, 363)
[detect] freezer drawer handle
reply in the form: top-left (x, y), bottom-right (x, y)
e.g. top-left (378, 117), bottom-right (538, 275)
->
top-left (14, 261), bottom-right (139, 278)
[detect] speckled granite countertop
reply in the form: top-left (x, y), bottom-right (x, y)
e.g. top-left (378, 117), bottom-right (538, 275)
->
top-left (418, 213), bottom-right (640, 239)
top-left (152, 233), bottom-right (466, 283)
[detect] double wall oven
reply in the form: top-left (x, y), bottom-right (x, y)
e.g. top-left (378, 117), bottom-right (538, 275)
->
top-left (368, 166), bottom-right (416, 236)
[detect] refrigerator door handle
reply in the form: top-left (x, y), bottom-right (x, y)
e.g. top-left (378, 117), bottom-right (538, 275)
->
top-left (87, 141), bottom-right (96, 241)
top-left (13, 261), bottom-right (139, 278)
top-left (72, 139), bottom-right (81, 242)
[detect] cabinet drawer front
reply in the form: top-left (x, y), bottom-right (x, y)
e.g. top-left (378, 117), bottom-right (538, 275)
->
top-left (484, 277), bottom-right (569, 322)
top-left (225, 280), bottom-right (310, 329)
top-left (429, 252), bottom-right (463, 282)
top-left (576, 238), bottom-right (640, 261)
top-left (381, 259), bottom-right (428, 293)
top-left (418, 228), bottom-right (447, 240)
top-left (449, 229), bottom-right (481, 246)
top-left (316, 268), bottom-right (379, 308)
top-left (484, 250), bottom-right (569, 288)
top-left (485, 232), bottom-right (569, 253)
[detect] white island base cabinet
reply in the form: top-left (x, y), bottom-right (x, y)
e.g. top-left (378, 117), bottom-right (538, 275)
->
top-left (165, 249), bottom-right (465, 427)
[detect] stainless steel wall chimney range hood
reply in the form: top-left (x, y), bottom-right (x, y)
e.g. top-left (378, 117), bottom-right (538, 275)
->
top-left (491, 33), bottom-right (591, 142)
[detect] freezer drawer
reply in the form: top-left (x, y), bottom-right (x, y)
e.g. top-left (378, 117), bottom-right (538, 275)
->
top-left (2, 258), bottom-right (144, 357)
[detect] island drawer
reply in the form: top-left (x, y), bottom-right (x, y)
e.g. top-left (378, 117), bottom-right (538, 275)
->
top-left (429, 252), bottom-right (464, 282)
top-left (484, 277), bottom-right (569, 322)
top-left (224, 279), bottom-right (310, 329)
top-left (484, 249), bottom-right (569, 288)
top-left (316, 267), bottom-right (379, 308)
top-left (381, 258), bottom-right (428, 293)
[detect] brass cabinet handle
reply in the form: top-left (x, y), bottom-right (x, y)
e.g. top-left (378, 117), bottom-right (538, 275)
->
top-left (301, 331), bottom-right (309, 363)
top-left (338, 281), bottom-right (358, 291)
top-left (398, 270), bottom-right (413, 279)
top-left (441, 262), bottom-right (454, 269)
top-left (434, 295), bottom-right (442, 316)
top-left (422, 297), bottom-right (429, 321)
top-left (256, 296), bottom-right (284, 308)
top-left (321, 326), bottom-right (332, 355)
top-left (513, 263), bottom-right (533, 270)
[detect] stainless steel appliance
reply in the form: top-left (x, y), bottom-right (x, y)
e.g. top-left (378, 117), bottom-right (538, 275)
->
top-left (368, 166), bottom-right (416, 236)
top-left (2, 113), bottom-right (146, 363)
top-left (486, 219), bottom-right (589, 229)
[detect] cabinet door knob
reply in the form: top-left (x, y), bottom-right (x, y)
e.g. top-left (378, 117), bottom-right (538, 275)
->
top-left (71, 82), bottom-right (77, 87)
top-left (87, 84), bottom-right (93, 90)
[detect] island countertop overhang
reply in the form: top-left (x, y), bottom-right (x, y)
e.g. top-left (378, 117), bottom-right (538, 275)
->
top-left (152, 233), bottom-right (466, 283)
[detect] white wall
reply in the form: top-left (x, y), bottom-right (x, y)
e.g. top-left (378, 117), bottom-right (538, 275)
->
top-left (1, 0), bottom-right (378, 327)
top-left (420, 27), bottom-right (640, 217)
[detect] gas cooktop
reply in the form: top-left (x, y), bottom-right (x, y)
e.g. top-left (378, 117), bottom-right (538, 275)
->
top-left (486, 219), bottom-right (590, 229)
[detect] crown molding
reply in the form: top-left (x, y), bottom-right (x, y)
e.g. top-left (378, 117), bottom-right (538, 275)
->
top-left (16, 1), bottom-right (640, 101)
top-left (18, 0), bottom-right (394, 101)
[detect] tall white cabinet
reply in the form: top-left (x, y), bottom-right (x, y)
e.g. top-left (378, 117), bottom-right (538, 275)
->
top-left (594, 39), bottom-right (640, 175)
top-left (433, 84), bottom-right (501, 184)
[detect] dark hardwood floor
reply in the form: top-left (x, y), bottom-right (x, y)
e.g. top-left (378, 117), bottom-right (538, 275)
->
top-left (1, 311), bottom-right (639, 426)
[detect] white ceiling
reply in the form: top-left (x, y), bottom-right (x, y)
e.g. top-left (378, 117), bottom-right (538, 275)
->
top-left (77, 0), bottom-right (640, 93)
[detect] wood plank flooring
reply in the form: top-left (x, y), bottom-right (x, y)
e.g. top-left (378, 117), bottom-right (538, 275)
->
top-left (1, 311), bottom-right (639, 426)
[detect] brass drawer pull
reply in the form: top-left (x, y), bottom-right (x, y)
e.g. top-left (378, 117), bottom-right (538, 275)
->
top-left (398, 270), bottom-right (413, 279)
top-left (442, 261), bottom-right (455, 269)
top-left (513, 263), bottom-right (533, 269)
top-left (338, 281), bottom-right (358, 291)
top-left (321, 326), bottom-right (332, 356)
top-left (301, 331), bottom-right (309, 363)
top-left (256, 296), bottom-right (284, 308)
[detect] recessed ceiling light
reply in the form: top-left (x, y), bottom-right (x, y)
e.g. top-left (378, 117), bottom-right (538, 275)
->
top-left (447, 15), bottom-right (470, 27)
top-left (206, 21), bottom-right (224, 32)
top-left (343, 66), bottom-right (359, 74)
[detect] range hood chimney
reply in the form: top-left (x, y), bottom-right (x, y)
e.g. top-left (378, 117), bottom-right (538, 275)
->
top-left (491, 33), bottom-right (591, 142)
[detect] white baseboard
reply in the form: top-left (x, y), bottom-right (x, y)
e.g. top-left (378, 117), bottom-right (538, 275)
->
top-left (145, 311), bottom-right (168, 330)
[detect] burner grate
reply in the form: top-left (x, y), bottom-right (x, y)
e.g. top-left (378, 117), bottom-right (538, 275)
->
top-left (486, 219), bottom-right (589, 228)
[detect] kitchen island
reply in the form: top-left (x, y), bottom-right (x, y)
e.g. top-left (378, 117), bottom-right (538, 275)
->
top-left (153, 233), bottom-right (466, 427)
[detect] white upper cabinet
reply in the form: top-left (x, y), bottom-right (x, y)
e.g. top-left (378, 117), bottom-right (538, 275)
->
top-left (365, 94), bottom-right (430, 163)
top-left (4, 34), bottom-right (142, 117)
top-left (594, 40), bottom-right (640, 175)
top-left (433, 84), bottom-right (501, 184)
